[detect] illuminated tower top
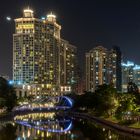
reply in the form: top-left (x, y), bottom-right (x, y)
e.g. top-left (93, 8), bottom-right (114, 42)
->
top-left (47, 12), bottom-right (56, 22)
top-left (23, 7), bottom-right (34, 18)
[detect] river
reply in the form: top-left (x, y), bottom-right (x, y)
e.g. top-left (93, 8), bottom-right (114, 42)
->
top-left (0, 112), bottom-right (139, 140)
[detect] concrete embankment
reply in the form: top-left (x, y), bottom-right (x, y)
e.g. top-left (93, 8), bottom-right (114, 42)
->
top-left (69, 112), bottom-right (140, 136)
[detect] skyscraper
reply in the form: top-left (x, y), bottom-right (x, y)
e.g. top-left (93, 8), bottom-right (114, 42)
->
top-left (59, 39), bottom-right (77, 87)
top-left (122, 61), bottom-right (140, 92)
top-left (86, 46), bottom-right (108, 92)
top-left (108, 46), bottom-right (122, 91)
top-left (13, 8), bottom-right (77, 94)
top-left (85, 46), bottom-right (122, 92)
top-left (122, 61), bottom-right (134, 92)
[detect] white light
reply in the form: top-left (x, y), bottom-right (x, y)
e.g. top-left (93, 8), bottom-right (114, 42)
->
top-left (41, 16), bottom-right (45, 20)
top-left (47, 14), bottom-right (56, 18)
top-left (133, 65), bottom-right (140, 70)
top-left (24, 9), bottom-right (33, 13)
top-left (6, 16), bottom-right (11, 21)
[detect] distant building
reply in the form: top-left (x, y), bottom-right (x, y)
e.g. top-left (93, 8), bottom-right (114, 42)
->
top-left (108, 46), bottom-right (122, 91)
top-left (85, 46), bottom-right (122, 92)
top-left (86, 46), bottom-right (108, 92)
top-left (122, 61), bottom-right (140, 92)
top-left (13, 8), bottom-right (78, 96)
top-left (133, 65), bottom-right (140, 90)
top-left (122, 61), bottom-right (134, 92)
top-left (59, 39), bottom-right (77, 91)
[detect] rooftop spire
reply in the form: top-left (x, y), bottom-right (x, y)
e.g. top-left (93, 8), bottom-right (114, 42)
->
top-left (47, 12), bottom-right (56, 22)
top-left (23, 7), bottom-right (34, 18)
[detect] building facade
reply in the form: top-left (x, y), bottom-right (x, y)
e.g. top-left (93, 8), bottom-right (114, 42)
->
top-left (85, 46), bottom-right (122, 92)
top-left (108, 46), bottom-right (122, 91)
top-left (122, 61), bottom-right (140, 92)
top-left (86, 46), bottom-right (108, 92)
top-left (13, 8), bottom-right (77, 95)
top-left (59, 39), bottom-right (77, 88)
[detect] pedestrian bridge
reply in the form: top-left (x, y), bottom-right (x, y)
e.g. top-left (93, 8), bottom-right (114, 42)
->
top-left (13, 96), bottom-right (73, 112)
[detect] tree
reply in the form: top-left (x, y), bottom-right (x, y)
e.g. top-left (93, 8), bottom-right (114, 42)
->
top-left (94, 84), bottom-right (118, 117)
top-left (115, 92), bottom-right (139, 119)
top-left (0, 77), bottom-right (17, 110)
top-left (127, 82), bottom-right (139, 94)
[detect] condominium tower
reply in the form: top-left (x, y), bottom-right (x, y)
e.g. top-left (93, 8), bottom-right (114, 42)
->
top-left (13, 8), bottom-right (77, 91)
top-left (86, 46), bottom-right (122, 92)
top-left (122, 61), bottom-right (140, 92)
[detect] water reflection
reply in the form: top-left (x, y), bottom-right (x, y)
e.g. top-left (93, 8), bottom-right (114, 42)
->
top-left (14, 112), bottom-right (72, 133)
top-left (0, 112), bottom-right (140, 140)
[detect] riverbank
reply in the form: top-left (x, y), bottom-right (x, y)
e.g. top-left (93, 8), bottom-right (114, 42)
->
top-left (69, 112), bottom-right (140, 136)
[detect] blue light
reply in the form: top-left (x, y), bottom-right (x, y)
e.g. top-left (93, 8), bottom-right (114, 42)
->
top-left (16, 120), bottom-right (72, 133)
top-left (41, 16), bottom-right (45, 20)
top-left (17, 81), bottom-right (22, 85)
top-left (122, 61), bottom-right (134, 67)
top-left (63, 96), bottom-right (73, 107)
top-left (133, 65), bottom-right (140, 70)
top-left (9, 80), bottom-right (14, 85)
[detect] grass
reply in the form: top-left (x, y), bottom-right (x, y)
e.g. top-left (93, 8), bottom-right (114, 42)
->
top-left (129, 122), bottom-right (140, 128)
top-left (104, 117), bottom-right (119, 123)
top-left (105, 117), bottom-right (140, 128)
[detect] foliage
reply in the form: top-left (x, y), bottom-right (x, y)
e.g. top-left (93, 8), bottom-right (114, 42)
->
top-left (70, 84), bottom-right (140, 120)
top-left (0, 77), bottom-right (17, 110)
top-left (127, 82), bottom-right (139, 94)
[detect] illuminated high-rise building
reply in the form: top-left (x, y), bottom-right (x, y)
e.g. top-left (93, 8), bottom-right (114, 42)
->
top-left (59, 39), bottom-right (77, 88)
top-left (133, 65), bottom-right (140, 91)
top-left (108, 46), bottom-right (122, 91)
top-left (13, 8), bottom-right (77, 93)
top-left (122, 61), bottom-right (134, 92)
top-left (86, 46), bottom-right (108, 92)
top-left (85, 46), bottom-right (122, 92)
top-left (13, 8), bottom-right (61, 86)
top-left (122, 61), bottom-right (140, 92)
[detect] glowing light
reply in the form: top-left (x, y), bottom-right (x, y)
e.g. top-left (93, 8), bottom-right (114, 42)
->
top-left (24, 9), bottom-right (33, 13)
top-left (63, 96), bottom-right (73, 107)
top-left (6, 16), bottom-right (11, 21)
top-left (122, 61), bottom-right (134, 67)
top-left (9, 80), bottom-right (14, 85)
top-left (17, 81), bottom-right (22, 85)
top-left (16, 120), bottom-right (72, 133)
top-left (47, 13), bottom-right (56, 18)
top-left (41, 16), bottom-right (45, 20)
top-left (133, 65), bottom-right (140, 70)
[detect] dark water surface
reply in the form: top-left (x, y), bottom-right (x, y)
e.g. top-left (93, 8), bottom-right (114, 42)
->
top-left (0, 112), bottom-right (140, 140)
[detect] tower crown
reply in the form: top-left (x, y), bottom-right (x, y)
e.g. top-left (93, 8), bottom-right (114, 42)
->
top-left (47, 12), bottom-right (56, 22)
top-left (23, 7), bottom-right (34, 18)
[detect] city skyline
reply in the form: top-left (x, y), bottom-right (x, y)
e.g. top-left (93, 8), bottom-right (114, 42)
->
top-left (1, 0), bottom-right (140, 77)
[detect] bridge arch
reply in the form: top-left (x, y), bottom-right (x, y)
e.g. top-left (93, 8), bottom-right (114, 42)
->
top-left (13, 96), bottom-right (73, 112)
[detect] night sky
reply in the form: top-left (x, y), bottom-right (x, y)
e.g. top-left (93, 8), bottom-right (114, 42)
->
top-left (0, 0), bottom-right (140, 78)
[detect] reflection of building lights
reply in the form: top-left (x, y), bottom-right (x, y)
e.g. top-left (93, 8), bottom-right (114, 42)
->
top-left (109, 135), bottom-right (112, 139)
top-left (27, 130), bottom-right (30, 138)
